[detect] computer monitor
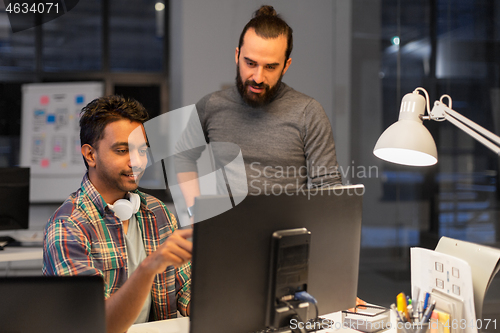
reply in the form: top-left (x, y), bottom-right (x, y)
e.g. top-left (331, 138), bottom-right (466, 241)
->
top-left (0, 275), bottom-right (106, 333)
top-left (0, 167), bottom-right (30, 231)
top-left (189, 185), bottom-right (364, 333)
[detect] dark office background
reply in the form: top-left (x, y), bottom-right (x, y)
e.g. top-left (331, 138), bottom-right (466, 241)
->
top-left (0, 0), bottom-right (499, 327)
top-left (352, 0), bottom-right (500, 327)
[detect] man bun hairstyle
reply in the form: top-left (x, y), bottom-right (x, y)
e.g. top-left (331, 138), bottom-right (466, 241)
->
top-left (79, 95), bottom-right (149, 168)
top-left (238, 5), bottom-right (293, 63)
top-left (255, 5), bottom-right (277, 17)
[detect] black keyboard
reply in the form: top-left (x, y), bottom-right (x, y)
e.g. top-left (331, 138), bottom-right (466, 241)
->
top-left (250, 317), bottom-right (334, 333)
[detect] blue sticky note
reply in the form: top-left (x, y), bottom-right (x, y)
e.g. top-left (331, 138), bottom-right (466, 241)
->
top-left (76, 95), bottom-right (84, 104)
top-left (47, 114), bottom-right (56, 123)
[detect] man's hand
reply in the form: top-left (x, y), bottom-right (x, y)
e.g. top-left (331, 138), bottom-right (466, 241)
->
top-left (177, 171), bottom-right (201, 226)
top-left (348, 297), bottom-right (367, 313)
top-left (142, 228), bottom-right (193, 275)
top-left (105, 228), bottom-right (192, 333)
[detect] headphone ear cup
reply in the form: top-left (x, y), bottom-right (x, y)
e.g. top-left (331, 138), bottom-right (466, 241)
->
top-left (129, 192), bottom-right (141, 214)
top-left (108, 193), bottom-right (141, 221)
top-left (109, 199), bottom-right (133, 221)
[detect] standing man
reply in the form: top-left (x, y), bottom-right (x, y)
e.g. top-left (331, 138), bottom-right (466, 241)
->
top-left (175, 5), bottom-right (342, 211)
top-left (43, 96), bottom-right (192, 333)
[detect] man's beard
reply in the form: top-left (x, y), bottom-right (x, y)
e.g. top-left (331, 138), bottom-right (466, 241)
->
top-left (94, 155), bottom-right (144, 194)
top-left (236, 64), bottom-right (283, 108)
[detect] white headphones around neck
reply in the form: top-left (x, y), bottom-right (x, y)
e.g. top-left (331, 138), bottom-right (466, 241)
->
top-left (108, 192), bottom-right (140, 221)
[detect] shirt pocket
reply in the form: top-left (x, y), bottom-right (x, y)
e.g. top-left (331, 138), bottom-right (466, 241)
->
top-left (90, 241), bottom-right (125, 272)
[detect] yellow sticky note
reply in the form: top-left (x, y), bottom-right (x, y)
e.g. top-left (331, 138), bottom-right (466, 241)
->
top-left (436, 310), bottom-right (450, 333)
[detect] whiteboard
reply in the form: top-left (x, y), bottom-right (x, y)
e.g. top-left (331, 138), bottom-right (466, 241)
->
top-left (20, 82), bottom-right (104, 203)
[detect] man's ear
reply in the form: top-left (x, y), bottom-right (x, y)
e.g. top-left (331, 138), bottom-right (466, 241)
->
top-left (81, 144), bottom-right (96, 168)
top-left (235, 47), bottom-right (239, 65)
top-left (282, 57), bottom-right (292, 76)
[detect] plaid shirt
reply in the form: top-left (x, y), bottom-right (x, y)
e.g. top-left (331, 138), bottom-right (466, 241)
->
top-left (43, 173), bottom-right (191, 320)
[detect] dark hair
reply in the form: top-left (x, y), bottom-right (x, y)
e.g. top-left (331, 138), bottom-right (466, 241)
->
top-left (79, 95), bottom-right (149, 168)
top-left (238, 5), bottom-right (293, 63)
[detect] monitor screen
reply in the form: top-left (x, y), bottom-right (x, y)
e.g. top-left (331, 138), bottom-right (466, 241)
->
top-left (189, 185), bottom-right (364, 333)
top-left (0, 275), bottom-right (106, 333)
top-left (0, 167), bottom-right (30, 231)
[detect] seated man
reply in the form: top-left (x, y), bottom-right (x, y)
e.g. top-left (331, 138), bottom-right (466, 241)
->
top-left (43, 95), bottom-right (192, 333)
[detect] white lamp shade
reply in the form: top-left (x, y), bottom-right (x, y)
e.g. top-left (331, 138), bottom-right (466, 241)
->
top-left (373, 119), bottom-right (438, 166)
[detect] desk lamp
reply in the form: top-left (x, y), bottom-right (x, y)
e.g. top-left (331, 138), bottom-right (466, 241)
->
top-left (373, 87), bottom-right (500, 166)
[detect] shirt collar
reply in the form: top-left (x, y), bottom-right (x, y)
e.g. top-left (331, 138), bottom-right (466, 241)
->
top-left (131, 188), bottom-right (148, 208)
top-left (80, 173), bottom-right (150, 216)
top-left (80, 172), bottom-right (108, 217)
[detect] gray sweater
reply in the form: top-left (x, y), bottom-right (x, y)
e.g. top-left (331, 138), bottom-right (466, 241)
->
top-left (175, 83), bottom-right (341, 195)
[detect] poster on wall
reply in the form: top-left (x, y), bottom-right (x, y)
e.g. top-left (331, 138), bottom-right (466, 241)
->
top-left (20, 82), bottom-right (104, 202)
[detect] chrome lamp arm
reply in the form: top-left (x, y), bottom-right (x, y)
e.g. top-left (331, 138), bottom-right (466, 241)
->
top-left (429, 100), bottom-right (500, 156)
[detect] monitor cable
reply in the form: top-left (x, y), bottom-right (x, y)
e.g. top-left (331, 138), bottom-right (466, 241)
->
top-left (294, 291), bottom-right (318, 320)
top-left (283, 291), bottom-right (320, 333)
top-left (283, 300), bottom-right (308, 333)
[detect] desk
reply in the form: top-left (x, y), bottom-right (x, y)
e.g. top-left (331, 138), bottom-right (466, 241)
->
top-left (129, 311), bottom-right (398, 333)
top-left (0, 247), bottom-right (43, 275)
top-left (0, 247), bottom-right (43, 263)
top-left (129, 316), bottom-right (190, 333)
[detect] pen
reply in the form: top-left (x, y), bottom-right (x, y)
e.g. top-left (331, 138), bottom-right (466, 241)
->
top-left (413, 286), bottom-right (421, 319)
top-left (421, 300), bottom-right (436, 324)
top-left (417, 301), bottom-right (423, 321)
top-left (391, 303), bottom-right (411, 333)
top-left (423, 292), bottom-right (430, 311)
top-left (415, 301), bottom-right (436, 333)
top-left (407, 303), bottom-right (413, 317)
top-left (397, 292), bottom-right (410, 321)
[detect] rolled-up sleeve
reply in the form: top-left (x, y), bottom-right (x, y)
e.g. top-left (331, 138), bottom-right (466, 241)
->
top-left (175, 261), bottom-right (192, 316)
top-left (43, 218), bottom-right (101, 277)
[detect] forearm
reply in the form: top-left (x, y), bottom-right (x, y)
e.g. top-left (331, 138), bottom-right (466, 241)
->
top-left (105, 229), bottom-right (193, 333)
top-left (177, 172), bottom-right (201, 208)
top-left (104, 261), bottom-right (156, 333)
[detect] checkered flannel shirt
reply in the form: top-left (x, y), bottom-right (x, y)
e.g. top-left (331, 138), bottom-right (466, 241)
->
top-left (43, 173), bottom-right (191, 319)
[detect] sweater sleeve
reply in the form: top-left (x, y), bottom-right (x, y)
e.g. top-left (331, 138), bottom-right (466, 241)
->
top-left (173, 94), bottom-right (211, 174)
top-left (303, 99), bottom-right (342, 187)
